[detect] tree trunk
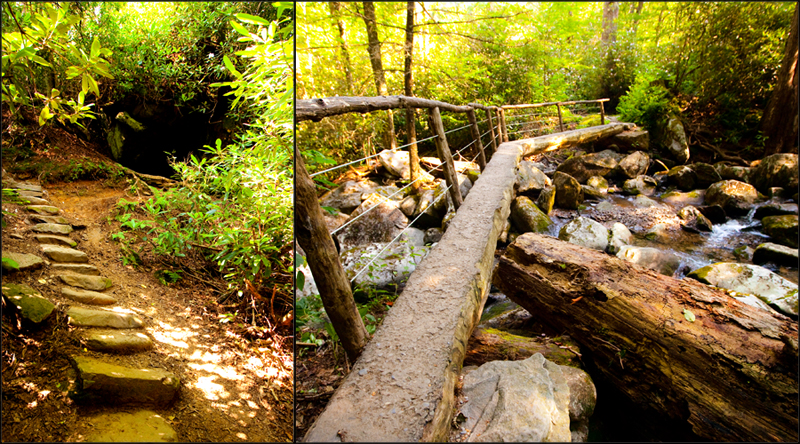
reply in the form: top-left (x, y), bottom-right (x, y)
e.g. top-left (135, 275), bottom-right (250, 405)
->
top-left (329, 1), bottom-right (354, 94)
top-left (493, 233), bottom-right (799, 442)
top-left (600, 1), bottom-right (619, 46)
top-left (362, 2), bottom-right (397, 150)
top-left (760, 3), bottom-right (799, 156)
top-left (404, 1), bottom-right (421, 193)
top-left (296, 149), bottom-right (369, 363)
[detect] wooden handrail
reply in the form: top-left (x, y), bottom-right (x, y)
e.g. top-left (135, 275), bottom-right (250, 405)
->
top-left (501, 98), bottom-right (609, 110)
top-left (297, 95), bottom-right (474, 122)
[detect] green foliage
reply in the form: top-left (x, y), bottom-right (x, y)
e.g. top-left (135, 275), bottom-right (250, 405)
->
top-left (155, 269), bottom-right (183, 286)
top-left (617, 71), bottom-right (677, 133)
top-left (2, 257), bottom-right (20, 271)
top-left (6, 158), bottom-right (125, 185)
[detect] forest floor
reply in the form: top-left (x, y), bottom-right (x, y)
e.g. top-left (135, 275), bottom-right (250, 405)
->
top-left (1, 125), bottom-right (293, 442)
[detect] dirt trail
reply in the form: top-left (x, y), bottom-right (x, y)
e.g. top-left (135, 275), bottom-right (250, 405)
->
top-left (2, 177), bottom-right (293, 442)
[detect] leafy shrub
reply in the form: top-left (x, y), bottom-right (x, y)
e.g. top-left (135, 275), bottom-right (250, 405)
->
top-left (617, 72), bottom-right (678, 133)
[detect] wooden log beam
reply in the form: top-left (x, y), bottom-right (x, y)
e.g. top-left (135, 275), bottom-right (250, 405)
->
top-left (297, 95), bottom-right (473, 122)
top-left (428, 107), bottom-right (463, 210)
top-left (467, 102), bottom-right (498, 111)
top-left (501, 99), bottom-right (611, 110)
top-left (515, 122), bottom-right (628, 157)
top-left (493, 233), bottom-right (799, 442)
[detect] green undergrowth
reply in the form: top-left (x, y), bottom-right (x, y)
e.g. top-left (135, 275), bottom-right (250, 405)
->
top-left (6, 158), bottom-right (126, 185)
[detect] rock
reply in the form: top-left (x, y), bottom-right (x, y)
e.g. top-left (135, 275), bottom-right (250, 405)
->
top-left (553, 172), bottom-right (584, 210)
top-left (616, 245), bottom-right (682, 276)
top-left (51, 263), bottom-right (100, 275)
top-left (67, 307), bottom-right (145, 329)
top-left (434, 175), bottom-right (472, 212)
top-left (623, 175), bottom-right (657, 196)
top-left (441, 210), bottom-right (456, 232)
top-left (465, 168), bottom-right (481, 184)
top-left (33, 234), bottom-right (77, 248)
top-left (320, 180), bottom-right (379, 214)
top-left (337, 194), bottom-right (408, 249)
top-left (606, 130), bottom-right (649, 152)
top-left (691, 162), bottom-right (722, 188)
top-left (32, 223), bottom-right (73, 235)
top-left (665, 118), bottom-right (690, 163)
top-left (715, 163), bottom-right (750, 182)
top-left (81, 410), bottom-right (176, 442)
top-left (19, 196), bottom-right (50, 205)
top-left (5, 180), bottom-right (42, 192)
top-left (80, 330), bottom-right (154, 353)
top-left (516, 161), bottom-right (552, 193)
top-left (586, 175), bottom-right (608, 193)
top-left (607, 222), bottom-right (633, 254)
top-left (705, 180), bottom-right (757, 217)
top-left (678, 205), bottom-right (713, 232)
top-left (399, 196), bottom-right (418, 217)
top-left (1, 283), bottom-right (55, 323)
top-left (769, 187), bottom-right (786, 199)
top-left (29, 214), bottom-right (70, 225)
top-left (644, 223), bottom-right (671, 242)
top-left (761, 215), bottom-right (799, 248)
top-left (510, 196), bottom-right (552, 234)
top-left (295, 255), bottom-right (318, 299)
top-left (536, 185), bottom-right (556, 215)
top-left (556, 150), bottom-right (620, 183)
top-left (322, 209), bottom-right (350, 233)
top-left (420, 157), bottom-right (479, 175)
top-left (687, 262), bottom-right (798, 317)
top-left (661, 189), bottom-right (706, 209)
top-left (18, 189), bottom-right (44, 198)
top-left (2, 251), bottom-right (44, 271)
top-left (62, 287), bottom-right (117, 305)
top-left (614, 151), bottom-right (650, 179)
top-left (341, 242), bottom-right (430, 288)
top-left (370, 185), bottom-right (405, 201)
top-left (753, 242), bottom-right (799, 267)
top-left (460, 353), bottom-right (572, 442)
top-left (748, 153), bottom-right (798, 194)
top-left (379, 149), bottom-right (411, 180)
top-left (632, 194), bottom-right (661, 209)
top-left (732, 293), bottom-right (776, 313)
top-left (400, 227), bottom-right (426, 247)
top-left (560, 365), bottom-right (596, 442)
top-left (581, 184), bottom-right (606, 201)
top-left (754, 203), bottom-right (799, 220)
top-left (667, 165), bottom-right (697, 190)
top-left (68, 356), bottom-right (179, 405)
top-left (697, 205), bottom-right (727, 224)
top-left (40, 245), bottom-right (88, 262)
top-left (26, 205), bottom-right (60, 215)
top-left (733, 245), bottom-right (754, 262)
top-left (424, 228), bottom-right (443, 244)
top-left (116, 111), bottom-right (146, 132)
top-left (559, 216), bottom-right (609, 251)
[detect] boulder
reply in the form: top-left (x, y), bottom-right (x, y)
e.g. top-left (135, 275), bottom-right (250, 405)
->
top-left (320, 180), bottom-right (379, 214)
top-left (664, 118), bottom-right (690, 163)
top-left (715, 163), bottom-right (750, 182)
top-left (606, 130), bottom-right (649, 152)
top-left (614, 151), bottom-right (650, 179)
top-left (623, 175), bottom-right (657, 196)
top-left (553, 172), bottom-right (584, 210)
top-left (748, 153), bottom-right (798, 194)
top-left (40, 244), bottom-right (88, 262)
top-left (678, 205), bottom-right (713, 232)
top-left (341, 242), bottom-right (430, 288)
top-left (667, 165), bottom-right (697, 190)
top-left (516, 161), bottom-right (552, 193)
top-left (753, 203), bottom-right (798, 220)
top-left (607, 222), bottom-right (633, 255)
top-left (510, 197), bottom-right (552, 234)
top-left (752, 242), bottom-right (799, 267)
top-left (2, 251), bottom-right (44, 272)
top-left (661, 189), bottom-right (705, 209)
top-left (536, 185), bottom-right (556, 215)
top-left (378, 149), bottom-right (411, 180)
top-left (556, 150), bottom-right (620, 183)
top-left (687, 262), bottom-right (798, 317)
top-left (322, 209), bottom-right (350, 233)
top-left (696, 205), bottom-right (728, 224)
top-left (581, 184), bottom-right (606, 201)
top-left (560, 365), bottom-right (597, 442)
top-left (399, 196), bottom-right (418, 217)
top-left (586, 176), bottom-right (608, 193)
top-left (704, 180), bottom-right (757, 217)
top-left (632, 194), bottom-right (661, 208)
top-left (68, 356), bottom-right (179, 405)
top-left (337, 194), bottom-right (408, 248)
top-left (558, 216), bottom-right (609, 252)
top-left (616, 245), bottom-right (682, 276)
top-left (691, 162), bottom-right (722, 188)
top-left (2, 283), bottom-right (55, 324)
top-left (644, 223), bottom-right (671, 242)
top-left (761, 215), bottom-right (799, 248)
top-left (412, 188), bottom-right (444, 228)
top-left (58, 275), bottom-right (112, 291)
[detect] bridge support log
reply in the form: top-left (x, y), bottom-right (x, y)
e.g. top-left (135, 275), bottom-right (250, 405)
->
top-left (493, 233), bottom-right (799, 442)
top-left (516, 122), bottom-right (629, 156)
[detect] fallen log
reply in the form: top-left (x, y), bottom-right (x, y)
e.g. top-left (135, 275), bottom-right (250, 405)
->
top-left (493, 233), bottom-right (798, 442)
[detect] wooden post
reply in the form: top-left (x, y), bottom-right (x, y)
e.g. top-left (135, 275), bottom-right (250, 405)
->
top-left (295, 149), bottom-right (369, 362)
top-left (466, 108), bottom-right (487, 170)
top-left (499, 108), bottom-right (509, 142)
top-left (494, 108), bottom-right (504, 144)
top-left (485, 108), bottom-right (497, 154)
top-left (406, 106), bottom-right (421, 193)
top-left (556, 103), bottom-right (564, 132)
top-left (428, 107), bottom-right (463, 210)
top-left (600, 101), bottom-right (605, 125)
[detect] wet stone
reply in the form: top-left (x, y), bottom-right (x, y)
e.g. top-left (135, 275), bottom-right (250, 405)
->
top-left (2, 251), bottom-right (44, 271)
top-left (2, 283), bottom-right (55, 324)
top-left (67, 307), bottom-right (144, 329)
top-left (62, 287), bottom-right (117, 305)
top-left (51, 263), bottom-right (100, 275)
top-left (40, 244), bottom-right (87, 262)
top-left (29, 214), bottom-right (70, 225)
top-left (26, 205), bottom-right (60, 215)
top-left (82, 410), bottom-right (176, 442)
top-left (68, 355), bottom-right (179, 405)
top-left (32, 223), bottom-right (73, 235)
top-left (34, 234), bottom-right (77, 248)
top-left (57, 274), bottom-right (112, 291)
top-left (80, 330), bottom-right (154, 354)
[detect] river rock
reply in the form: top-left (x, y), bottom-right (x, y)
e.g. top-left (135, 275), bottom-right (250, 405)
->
top-left (370, 185), bottom-right (405, 201)
top-left (337, 194), bottom-right (408, 249)
top-left (582, 184), bottom-right (606, 201)
top-left (664, 118), bottom-right (690, 163)
top-left (753, 242), bottom-right (799, 267)
top-left (62, 287), bottom-right (117, 305)
top-left (32, 223), bottom-right (73, 235)
top-left (433, 175), bottom-right (472, 212)
top-left (632, 194), bottom-right (661, 209)
top-left (424, 227), bottom-right (443, 244)
top-left (26, 205), bottom-right (59, 215)
top-left (691, 162), bottom-right (722, 188)
top-left (412, 188), bottom-right (443, 228)
top-left (586, 176), bottom-right (608, 193)
top-left (559, 216), bottom-right (608, 251)
top-left (81, 410), bottom-right (176, 442)
top-left (80, 330), bottom-right (154, 354)
top-left (399, 196), bottom-right (418, 217)
top-left (401, 227), bottom-right (426, 247)
top-left (614, 151), bottom-right (650, 179)
top-left (68, 355), bottom-right (179, 405)
top-left (623, 175), bottom-right (657, 196)
top-left (761, 215), bottom-right (798, 248)
top-left (460, 353), bottom-right (572, 442)
top-left (667, 165), bottom-right (697, 190)
top-left (58, 274), bottom-right (112, 291)
top-left (536, 185), bottom-right (556, 215)
top-left (516, 161), bottom-right (552, 193)
top-left (561, 365), bottom-right (597, 442)
top-left (607, 222), bottom-right (633, 254)
top-left (322, 208), bottom-right (350, 233)
top-left (510, 196), bottom-right (552, 234)
top-left (556, 150), bottom-right (620, 183)
top-left (40, 244), bottom-right (88, 262)
top-left (441, 210), bottom-right (456, 232)
top-left (616, 245), bottom-right (681, 276)
top-left (754, 203), bottom-right (799, 219)
top-left (33, 234), bottom-right (77, 248)
top-left (2, 251), bottom-right (44, 271)
top-left (2, 283), bottom-right (55, 324)
top-left (67, 307), bottom-right (144, 329)
top-left (606, 130), bottom-right (649, 152)
top-left (715, 163), bottom-right (750, 182)
top-left (553, 172), bottom-right (583, 210)
top-left (661, 189), bottom-right (705, 209)
top-left (749, 153), bottom-right (798, 194)
top-left (697, 205), bottom-right (727, 224)
top-left (320, 180), bottom-right (379, 214)
top-left (687, 262), bottom-right (798, 317)
top-left (29, 214), bottom-right (70, 225)
top-left (705, 180), bottom-right (757, 217)
top-left (379, 149), bottom-right (411, 180)
top-left (341, 241), bottom-right (430, 288)
top-left (678, 205), bottom-right (713, 232)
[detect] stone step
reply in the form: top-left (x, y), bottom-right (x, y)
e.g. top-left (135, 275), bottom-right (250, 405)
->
top-left (51, 263), bottom-right (100, 275)
top-left (34, 234), bottom-right (77, 248)
top-left (79, 330), bottom-right (154, 354)
top-left (26, 205), bottom-right (60, 215)
top-left (18, 189), bottom-right (44, 199)
top-left (2, 251), bottom-right (44, 271)
top-left (33, 222), bottom-right (73, 235)
top-left (62, 287), bottom-right (117, 305)
top-left (57, 274), bottom-right (112, 291)
top-left (20, 196), bottom-right (50, 205)
top-left (30, 214), bottom-right (70, 225)
top-left (80, 410), bottom-right (177, 442)
top-left (67, 307), bottom-right (144, 329)
top-left (2, 283), bottom-right (55, 324)
top-left (5, 181), bottom-right (43, 192)
top-left (68, 355), bottom-right (179, 405)
top-left (40, 244), bottom-right (87, 262)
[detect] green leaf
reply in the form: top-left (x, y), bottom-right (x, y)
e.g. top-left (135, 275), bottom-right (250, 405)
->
top-left (90, 36), bottom-right (100, 59)
top-left (296, 270), bottom-right (305, 291)
top-left (230, 19), bottom-right (250, 36)
top-left (223, 55), bottom-right (241, 78)
top-left (29, 54), bottom-right (51, 67)
top-left (86, 74), bottom-right (99, 97)
top-left (39, 106), bottom-right (53, 126)
top-left (235, 13), bottom-right (270, 26)
top-left (683, 309), bottom-right (696, 323)
top-left (321, 206), bottom-right (337, 216)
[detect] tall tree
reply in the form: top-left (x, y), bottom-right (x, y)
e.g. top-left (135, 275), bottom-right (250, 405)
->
top-left (760, 3), bottom-right (799, 155)
top-left (362, 1), bottom-right (397, 150)
top-left (329, 1), bottom-right (354, 94)
top-left (601, 1), bottom-right (619, 46)
top-left (404, 1), bottom-right (421, 191)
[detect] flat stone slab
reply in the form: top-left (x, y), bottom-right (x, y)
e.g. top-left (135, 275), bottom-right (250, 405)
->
top-left (40, 244), bottom-right (86, 262)
top-left (32, 223), bottom-right (73, 235)
top-left (34, 234), bottom-right (77, 247)
top-left (68, 356), bottom-right (179, 405)
top-left (81, 410), bottom-right (176, 442)
top-left (20, 196), bottom-right (49, 205)
top-left (2, 283), bottom-right (55, 323)
top-left (2, 251), bottom-right (44, 271)
top-left (753, 242), bottom-right (799, 267)
top-left (26, 205), bottom-right (60, 215)
top-left (18, 189), bottom-right (44, 198)
top-left (51, 263), bottom-right (100, 275)
top-left (80, 330), bottom-right (154, 354)
top-left (58, 274), bottom-right (112, 291)
top-left (30, 214), bottom-right (70, 225)
top-left (67, 307), bottom-right (144, 329)
top-left (5, 180), bottom-right (42, 192)
top-left (62, 287), bottom-right (117, 305)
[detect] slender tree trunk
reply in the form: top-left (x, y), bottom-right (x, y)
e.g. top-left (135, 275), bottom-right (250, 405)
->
top-left (329, 1), bottom-right (354, 94)
top-left (631, 1), bottom-right (644, 36)
top-left (600, 2), bottom-right (620, 112)
top-left (600, 1), bottom-right (619, 46)
top-left (404, 1), bottom-right (421, 192)
top-left (760, 3), bottom-right (799, 155)
top-left (362, 1), bottom-right (397, 150)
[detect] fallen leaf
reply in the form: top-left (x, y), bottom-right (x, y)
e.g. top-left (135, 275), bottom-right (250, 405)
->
top-left (38, 279), bottom-right (47, 284)
top-left (571, 296), bottom-right (583, 304)
top-left (683, 308), bottom-right (695, 323)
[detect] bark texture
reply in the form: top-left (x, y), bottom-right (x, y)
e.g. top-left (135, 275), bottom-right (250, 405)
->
top-left (362, 2), bottom-right (397, 150)
top-left (403, 1), bottom-right (421, 190)
top-left (329, 1), bottom-right (354, 94)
